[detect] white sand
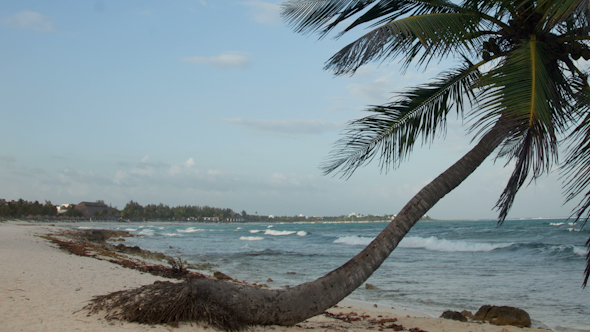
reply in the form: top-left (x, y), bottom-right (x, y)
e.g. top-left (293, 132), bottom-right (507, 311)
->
top-left (0, 221), bottom-right (550, 332)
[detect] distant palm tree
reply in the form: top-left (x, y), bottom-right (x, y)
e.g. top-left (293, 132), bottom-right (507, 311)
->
top-left (283, 0), bottom-right (590, 284)
top-left (88, 1), bottom-right (590, 329)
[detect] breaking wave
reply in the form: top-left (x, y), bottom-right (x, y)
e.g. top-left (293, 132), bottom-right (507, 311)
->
top-left (399, 236), bottom-right (513, 252)
top-left (265, 230), bottom-right (296, 236)
top-left (240, 236), bottom-right (264, 241)
top-left (333, 235), bottom-right (373, 246)
top-left (177, 227), bottom-right (204, 233)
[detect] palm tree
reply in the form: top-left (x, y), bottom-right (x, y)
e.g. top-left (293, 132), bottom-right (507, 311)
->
top-left (87, 1), bottom-right (590, 329)
top-left (283, 0), bottom-right (590, 281)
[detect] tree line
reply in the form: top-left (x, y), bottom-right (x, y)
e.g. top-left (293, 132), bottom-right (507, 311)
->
top-left (0, 198), bottom-right (59, 217)
top-left (119, 200), bottom-right (244, 221)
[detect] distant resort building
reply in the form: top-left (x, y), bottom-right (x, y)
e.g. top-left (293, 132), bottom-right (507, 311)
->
top-left (74, 202), bottom-right (119, 219)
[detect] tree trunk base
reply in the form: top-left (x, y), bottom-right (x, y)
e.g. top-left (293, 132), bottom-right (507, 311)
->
top-left (85, 279), bottom-right (252, 332)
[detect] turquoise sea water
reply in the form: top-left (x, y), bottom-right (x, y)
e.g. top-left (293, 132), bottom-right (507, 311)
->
top-left (77, 219), bottom-right (589, 332)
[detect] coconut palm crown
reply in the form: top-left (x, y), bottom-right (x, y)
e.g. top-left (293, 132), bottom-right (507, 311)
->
top-left (282, 0), bottom-right (590, 284)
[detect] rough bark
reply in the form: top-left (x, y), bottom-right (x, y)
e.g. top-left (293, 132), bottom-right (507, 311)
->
top-left (88, 125), bottom-right (504, 330)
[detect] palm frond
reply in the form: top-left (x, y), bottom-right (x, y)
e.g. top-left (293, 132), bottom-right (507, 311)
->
top-left (533, 0), bottom-right (590, 32)
top-left (560, 82), bottom-right (590, 287)
top-left (563, 84), bottom-right (590, 218)
top-left (281, 0), bottom-right (463, 38)
top-left (322, 61), bottom-right (482, 177)
top-left (325, 12), bottom-right (488, 75)
top-left (474, 37), bottom-right (572, 221)
top-left (281, 0), bottom-right (379, 37)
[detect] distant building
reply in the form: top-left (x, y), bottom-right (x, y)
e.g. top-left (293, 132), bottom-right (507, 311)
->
top-left (74, 202), bottom-right (118, 218)
top-left (56, 204), bottom-right (72, 214)
top-left (203, 217), bottom-right (220, 222)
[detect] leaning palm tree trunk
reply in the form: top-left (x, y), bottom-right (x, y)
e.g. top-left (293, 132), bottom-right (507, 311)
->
top-left (87, 125), bottom-right (504, 330)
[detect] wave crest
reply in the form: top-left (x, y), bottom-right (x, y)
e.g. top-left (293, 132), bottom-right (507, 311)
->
top-left (240, 236), bottom-right (264, 241)
top-left (399, 236), bottom-right (513, 252)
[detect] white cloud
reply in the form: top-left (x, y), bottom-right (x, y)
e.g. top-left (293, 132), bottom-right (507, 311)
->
top-left (347, 76), bottom-right (395, 104)
top-left (199, 0), bottom-right (208, 6)
top-left (241, 1), bottom-right (281, 25)
top-left (182, 53), bottom-right (251, 69)
top-left (2, 11), bottom-right (56, 32)
top-left (219, 118), bottom-right (344, 135)
top-left (168, 158), bottom-right (199, 176)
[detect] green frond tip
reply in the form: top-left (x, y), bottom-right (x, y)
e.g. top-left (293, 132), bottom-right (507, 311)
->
top-left (321, 62), bottom-right (482, 178)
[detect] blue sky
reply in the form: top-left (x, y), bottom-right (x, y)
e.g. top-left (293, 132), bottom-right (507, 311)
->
top-left (0, 0), bottom-right (577, 219)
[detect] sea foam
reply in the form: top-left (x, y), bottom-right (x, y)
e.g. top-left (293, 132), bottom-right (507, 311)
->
top-left (240, 236), bottom-right (264, 241)
top-left (265, 230), bottom-right (296, 236)
top-left (333, 235), bottom-right (373, 246)
top-left (296, 231), bottom-right (307, 236)
top-left (399, 236), bottom-right (513, 252)
top-left (138, 229), bottom-right (155, 236)
top-left (177, 227), bottom-right (204, 233)
top-left (573, 246), bottom-right (589, 257)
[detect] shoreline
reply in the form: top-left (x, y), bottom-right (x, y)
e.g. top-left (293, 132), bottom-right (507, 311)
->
top-left (0, 221), bottom-right (556, 331)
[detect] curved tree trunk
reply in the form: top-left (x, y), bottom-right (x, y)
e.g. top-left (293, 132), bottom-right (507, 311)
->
top-left (89, 125), bottom-right (504, 330)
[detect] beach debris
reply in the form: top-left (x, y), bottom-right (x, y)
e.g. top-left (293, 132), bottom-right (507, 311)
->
top-left (473, 305), bottom-right (531, 327)
top-left (370, 318), bottom-right (398, 324)
top-left (267, 278), bottom-right (273, 282)
top-left (323, 311), bottom-right (370, 323)
top-left (408, 328), bottom-right (428, 332)
top-left (365, 283), bottom-right (377, 289)
top-left (213, 271), bottom-right (233, 281)
top-left (39, 230), bottom-right (207, 281)
top-left (440, 310), bottom-right (467, 322)
top-left (373, 304), bottom-right (378, 308)
top-left (286, 271), bottom-right (297, 274)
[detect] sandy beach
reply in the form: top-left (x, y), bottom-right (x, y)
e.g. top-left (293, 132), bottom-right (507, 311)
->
top-left (0, 221), bottom-right (552, 332)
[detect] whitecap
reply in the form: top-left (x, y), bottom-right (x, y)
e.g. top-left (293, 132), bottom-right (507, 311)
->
top-left (296, 231), bottom-right (308, 236)
top-left (333, 235), bottom-right (373, 246)
top-left (78, 226), bottom-right (91, 229)
top-left (265, 230), bottom-right (296, 236)
top-left (550, 222), bottom-right (565, 226)
top-left (177, 227), bottom-right (204, 233)
top-left (573, 246), bottom-right (589, 257)
top-left (267, 225), bottom-right (273, 228)
top-left (236, 227), bottom-right (243, 230)
top-left (125, 228), bottom-right (137, 231)
top-left (249, 230), bottom-right (262, 233)
top-left (399, 236), bottom-right (513, 252)
top-left (163, 233), bottom-right (181, 237)
top-left (240, 236), bottom-right (264, 241)
top-left (138, 229), bottom-right (155, 236)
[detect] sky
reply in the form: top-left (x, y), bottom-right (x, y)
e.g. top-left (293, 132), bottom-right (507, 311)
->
top-left (0, 0), bottom-right (581, 220)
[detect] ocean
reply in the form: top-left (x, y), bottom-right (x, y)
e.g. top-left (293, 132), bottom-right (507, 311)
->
top-left (76, 219), bottom-right (589, 332)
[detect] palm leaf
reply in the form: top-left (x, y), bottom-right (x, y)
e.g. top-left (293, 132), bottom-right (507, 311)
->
top-left (281, 0), bottom-right (463, 37)
top-left (474, 37), bottom-right (571, 222)
top-left (532, 0), bottom-right (590, 32)
top-left (322, 61), bottom-right (482, 177)
top-left (325, 12), bottom-right (488, 75)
